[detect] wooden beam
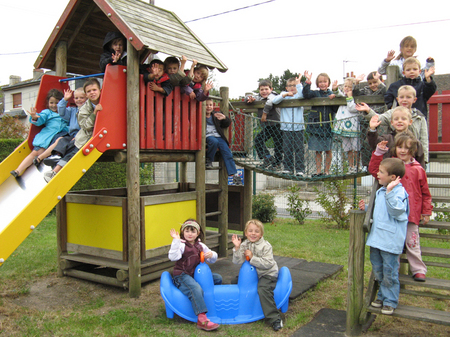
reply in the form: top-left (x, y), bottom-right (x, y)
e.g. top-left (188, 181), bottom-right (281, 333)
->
top-left (55, 41), bottom-right (67, 77)
top-left (126, 40), bottom-right (141, 298)
top-left (114, 151), bottom-right (195, 163)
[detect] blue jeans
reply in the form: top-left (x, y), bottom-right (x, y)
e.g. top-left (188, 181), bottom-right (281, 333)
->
top-left (254, 124), bottom-right (283, 164)
top-left (173, 272), bottom-right (222, 316)
top-left (282, 130), bottom-right (305, 172)
top-left (206, 136), bottom-right (237, 176)
top-left (370, 247), bottom-right (400, 308)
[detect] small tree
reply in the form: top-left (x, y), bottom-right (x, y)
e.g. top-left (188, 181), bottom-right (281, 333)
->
top-left (315, 178), bottom-right (354, 229)
top-left (0, 115), bottom-right (28, 139)
top-left (286, 184), bottom-right (312, 225)
top-left (257, 69), bottom-right (300, 94)
top-left (252, 193), bottom-right (277, 223)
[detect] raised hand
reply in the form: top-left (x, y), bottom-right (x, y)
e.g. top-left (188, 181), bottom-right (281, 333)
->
top-left (377, 140), bottom-right (389, 151)
top-left (386, 176), bottom-right (401, 193)
top-left (304, 70), bottom-right (312, 82)
top-left (170, 228), bottom-right (180, 240)
top-left (424, 66), bottom-right (435, 82)
top-left (385, 50), bottom-right (396, 62)
top-left (369, 115), bottom-right (381, 130)
top-left (331, 80), bottom-right (338, 91)
top-left (204, 80), bottom-right (214, 93)
top-left (63, 89), bottom-right (73, 101)
top-left (28, 106), bottom-right (39, 120)
top-left (355, 102), bottom-right (370, 113)
top-left (355, 73), bottom-right (365, 83)
top-left (231, 234), bottom-right (241, 249)
top-left (112, 50), bottom-right (122, 63)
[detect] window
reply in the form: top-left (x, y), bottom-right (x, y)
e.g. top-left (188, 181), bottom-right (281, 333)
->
top-left (12, 93), bottom-right (22, 108)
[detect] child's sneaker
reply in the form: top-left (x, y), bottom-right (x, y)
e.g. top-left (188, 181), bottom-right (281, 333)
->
top-left (232, 174), bottom-right (242, 185)
top-left (197, 318), bottom-right (219, 331)
top-left (371, 299), bottom-right (383, 308)
top-left (272, 319), bottom-right (283, 331)
top-left (381, 305), bottom-right (394, 315)
top-left (44, 171), bottom-right (56, 183)
top-left (205, 158), bottom-right (213, 168)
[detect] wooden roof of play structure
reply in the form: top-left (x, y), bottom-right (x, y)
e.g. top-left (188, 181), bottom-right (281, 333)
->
top-left (34, 0), bottom-right (228, 75)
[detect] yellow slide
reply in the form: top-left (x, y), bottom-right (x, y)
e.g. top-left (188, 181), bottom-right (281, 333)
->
top-left (0, 142), bottom-right (102, 266)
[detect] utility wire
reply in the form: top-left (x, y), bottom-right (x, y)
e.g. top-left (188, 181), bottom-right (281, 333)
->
top-left (185, 0), bottom-right (275, 23)
top-left (207, 18), bottom-right (450, 44)
top-left (0, 51), bottom-right (40, 56)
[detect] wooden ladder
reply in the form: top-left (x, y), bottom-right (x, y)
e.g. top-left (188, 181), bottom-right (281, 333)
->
top-left (361, 157), bottom-right (450, 326)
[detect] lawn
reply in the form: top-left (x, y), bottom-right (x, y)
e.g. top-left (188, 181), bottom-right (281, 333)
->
top-left (0, 215), bottom-right (449, 336)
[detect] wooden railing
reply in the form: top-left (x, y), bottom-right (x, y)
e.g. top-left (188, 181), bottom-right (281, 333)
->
top-left (428, 89), bottom-right (450, 151)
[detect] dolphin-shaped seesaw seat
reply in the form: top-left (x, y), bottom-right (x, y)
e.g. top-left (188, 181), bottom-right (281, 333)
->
top-left (160, 254), bottom-right (292, 324)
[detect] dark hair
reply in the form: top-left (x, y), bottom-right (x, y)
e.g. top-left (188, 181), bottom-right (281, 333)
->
top-left (380, 158), bottom-right (405, 178)
top-left (46, 89), bottom-right (63, 107)
top-left (83, 78), bottom-right (101, 92)
top-left (258, 79), bottom-right (272, 89)
top-left (367, 71), bottom-right (378, 81)
top-left (179, 218), bottom-right (205, 242)
top-left (110, 36), bottom-right (126, 50)
top-left (164, 56), bottom-right (180, 68)
top-left (149, 59), bottom-right (164, 67)
top-left (205, 98), bottom-right (214, 104)
top-left (392, 130), bottom-right (418, 157)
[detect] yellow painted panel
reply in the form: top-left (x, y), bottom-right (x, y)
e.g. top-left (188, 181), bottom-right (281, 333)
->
top-left (67, 203), bottom-right (123, 251)
top-left (144, 200), bottom-right (196, 249)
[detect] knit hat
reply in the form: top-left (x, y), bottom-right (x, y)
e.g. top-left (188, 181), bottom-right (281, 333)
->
top-left (181, 220), bottom-right (200, 232)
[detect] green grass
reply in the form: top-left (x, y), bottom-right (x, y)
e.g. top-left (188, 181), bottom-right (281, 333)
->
top-left (1, 215), bottom-right (449, 336)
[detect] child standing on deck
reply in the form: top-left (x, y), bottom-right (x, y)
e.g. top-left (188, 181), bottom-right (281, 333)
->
top-left (302, 71), bottom-right (338, 176)
top-left (333, 77), bottom-right (362, 174)
top-left (99, 32), bottom-right (127, 72)
top-left (205, 98), bottom-right (242, 185)
top-left (245, 80), bottom-right (283, 170)
top-left (169, 219), bottom-right (221, 331)
top-left (365, 158), bottom-right (409, 315)
top-left (368, 132), bottom-right (432, 282)
top-left (10, 89), bottom-right (67, 178)
top-left (272, 76), bottom-right (305, 176)
top-left (141, 59), bottom-right (173, 96)
top-left (231, 219), bottom-right (283, 331)
top-left (164, 55), bottom-right (195, 87)
top-left (181, 65), bottom-right (213, 101)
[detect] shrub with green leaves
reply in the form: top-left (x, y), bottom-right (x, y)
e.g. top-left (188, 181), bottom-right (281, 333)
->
top-left (0, 115), bottom-right (28, 139)
top-left (315, 178), bottom-right (353, 229)
top-left (286, 184), bottom-right (312, 225)
top-left (252, 193), bottom-right (277, 223)
top-left (433, 202), bottom-right (450, 235)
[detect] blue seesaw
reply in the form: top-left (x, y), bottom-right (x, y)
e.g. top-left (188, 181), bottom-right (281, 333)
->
top-left (160, 253), bottom-right (293, 324)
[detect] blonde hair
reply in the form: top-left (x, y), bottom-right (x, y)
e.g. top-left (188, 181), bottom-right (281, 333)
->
top-left (397, 36), bottom-right (417, 60)
top-left (391, 106), bottom-right (412, 121)
top-left (244, 219), bottom-right (264, 237)
top-left (316, 73), bottom-right (331, 88)
top-left (402, 57), bottom-right (421, 70)
top-left (397, 85), bottom-right (416, 98)
top-left (194, 65), bottom-right (209, 84)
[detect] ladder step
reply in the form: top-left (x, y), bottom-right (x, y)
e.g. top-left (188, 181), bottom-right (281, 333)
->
top-left (399, 274), bottom-right (450, 291)
top-left (422, 221), bottom-right (450, 230)
top-left (400, 258), bottom-right (450, 268)
top-left (420, 246), bottom-right (450, 259)
top-left (205, 189), bottom-right (222, 194)
top-left (432, 208), bottom-right (450, 213)
top-left (367, 304), bottom-right (450, 326)
top-left (400, 288), bottom-right (450, 300)
top-left (205, 211), bottom-right (222, 218)
top-left (428, 184), bottom-right (450, 188)
top-left (431, 196), bottom-right (450, 203)
top-left (426, 172), bottom-right (450, 179)
top-left (420, 233), bottom-right (450, 240)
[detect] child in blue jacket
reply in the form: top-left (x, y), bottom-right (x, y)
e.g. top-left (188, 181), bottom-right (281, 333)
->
top-left (363, 157), bottom-right (409, 315)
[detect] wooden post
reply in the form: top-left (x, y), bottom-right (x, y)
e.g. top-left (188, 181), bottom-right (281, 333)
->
top-left (218, 87), bottom-right (230, 256)
top-left (243, 167), bottom-right (252, 224)
top-left (385, 65), bottom-right (400, 88)
top-left (346, 210), bottom-right (366, 336)
top-left (126, 40), bottom-right (141, 298)
top-left (55, 41), bottom-right (67, 77)
top-left (196, 102), bottom-right (206, 231)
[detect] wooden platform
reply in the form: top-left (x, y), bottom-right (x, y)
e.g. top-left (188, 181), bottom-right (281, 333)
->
top-left (367, 304), bottom-right (450, 326)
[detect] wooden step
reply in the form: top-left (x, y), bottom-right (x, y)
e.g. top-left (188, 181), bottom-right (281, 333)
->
top-left (426, 172), bottom-right (450, 179)
top-left (420, 246), bottom-right (450, 258)
top-left (399, 274), bottom-right (450, 291)
top-left (428, 184), bottom-right (450, 189)
top-left (400, 288), bottom-right (450, 300)
top-left (431, 196), bottom-right (450, 203)
top-left (367, 304), bottom-right (450, 326)
top-left (420, 233), bottom-right (450, 240)
top-left (433, 208), bottom-right (450, 213)
top-left (422, 221), bottom-right (450, 231)
top-left (400, 258), bottom-right (450, 269)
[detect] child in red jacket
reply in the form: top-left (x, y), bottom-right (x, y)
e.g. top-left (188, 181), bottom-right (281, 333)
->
top-left (369, 131), bottom-right (432, 282)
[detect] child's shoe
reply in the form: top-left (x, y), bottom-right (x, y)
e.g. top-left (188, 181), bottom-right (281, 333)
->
top-left (10, 170), bottom-right (19, 178)
top-left (370, 299), bottom-right (383, 308)
top-left (197, 313), bottom-right (219, 331)
top-left (413, 273), bottom-right (426, 282)
top-left (232, 174), bottom-right (242, 185)
top-left (44, 171), bottom-right (56, 183)
top-left (381, 305), bottom-right (394, 315)
top-left (272, 319), bottom-right (283, 331)
top-left (205, 158), bottom-right (213, 169)
top-left (33, 156), bottom-right (42, 167)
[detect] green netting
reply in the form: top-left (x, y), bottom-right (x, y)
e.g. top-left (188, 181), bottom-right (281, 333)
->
top-left (230, 110), bottom-right (385, 181)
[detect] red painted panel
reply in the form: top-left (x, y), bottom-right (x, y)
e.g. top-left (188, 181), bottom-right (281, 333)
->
top-left (428, 90), bottom-right (450, 152)
top-left (189, 99), bottom-right (197, 150)
top-left (139, 75), bottom-right (146, 149)
top-left (428, 102), bottom-right (439, 145)
top-left (165, 93), bottom-right (173, 150)
top-left (196, 101), bottom-right (202, 150)
top-left (173, 88), bottom-right (181, 149)
top-left (181, 96), bottom-right (190, 150)
top-left (146, 86), bottom-right (155, 149)
top-left (155, 93), bottom-right (164, 149)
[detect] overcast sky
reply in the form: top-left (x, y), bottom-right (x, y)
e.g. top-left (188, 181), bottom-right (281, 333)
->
top-left (1, 0), bottom-right (449, 98)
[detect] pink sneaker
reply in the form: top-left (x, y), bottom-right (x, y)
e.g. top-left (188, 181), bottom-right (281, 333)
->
top-left (197, 315), bottom-right (219, 331)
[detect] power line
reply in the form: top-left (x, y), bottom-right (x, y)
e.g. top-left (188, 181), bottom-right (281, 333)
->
top-left (206, 18), bottom-right (450, 44)
top-left (185, 0), bottom-right (275, 23)
top-left (0, 51), bottom-right (40, 56)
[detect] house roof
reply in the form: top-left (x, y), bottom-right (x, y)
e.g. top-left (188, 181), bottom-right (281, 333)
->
top-left (34, 0), bottom-right (227, 75)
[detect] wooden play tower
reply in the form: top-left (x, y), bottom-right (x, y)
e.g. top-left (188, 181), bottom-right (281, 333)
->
top-left (29, 0), bottom-right (252, 297)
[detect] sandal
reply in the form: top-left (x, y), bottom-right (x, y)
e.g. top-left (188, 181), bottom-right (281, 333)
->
top-left (33, 156), bottom-right (42, 167)
top-left (10, 170), bottom-right (19, 178)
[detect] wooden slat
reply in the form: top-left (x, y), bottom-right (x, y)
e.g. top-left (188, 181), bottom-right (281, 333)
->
top-left (400, 288), bottom-right (450, 300)
top-left (189, 99), bottom-right (197, 150)
top-left (155, 92), bottom-right (164, 149)
top-left (420, 246), bottom-right (450, 259)
top-left (367, 304), bottom-right (450, 326)
top-left (420, 233), bottom-right (450, 240)
top-left (165, 93), bottom-right (173, 150)
top-left (173, 87), bottom-right (181, 149)
top-left (146, 86), bottom-right (155, 149)
top-left (399, 274), bottom-right (450, 291)
top-left (422, 221), bottom-right (450, 230)
top-left (181, 96), bottom-right (189, 150)
top-left (139, 76), bottom-right (146, 149)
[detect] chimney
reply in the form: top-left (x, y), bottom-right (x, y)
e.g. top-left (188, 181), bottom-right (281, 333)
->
top-left (33, 69), bottom-right (44, 80)
top-left (9, 75), bottom-right (21, 86)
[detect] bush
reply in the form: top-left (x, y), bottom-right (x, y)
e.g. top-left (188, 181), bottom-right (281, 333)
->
top-left (0, 139), bottom-right (24, 161)
top-left (433, 203), bottom-right (450, 235)
top-left (315, 177), bottom-right (354, 229)
top-left (0, 115), bottom-right (28, 139)
top-left (286, 184), bottom-right (312, 225)
top-left (252, 193), bottom-right (277, 223)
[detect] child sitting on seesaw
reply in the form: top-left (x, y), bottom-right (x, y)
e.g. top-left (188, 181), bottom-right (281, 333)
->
top-left (232, 219), bottom-right (283, 331)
